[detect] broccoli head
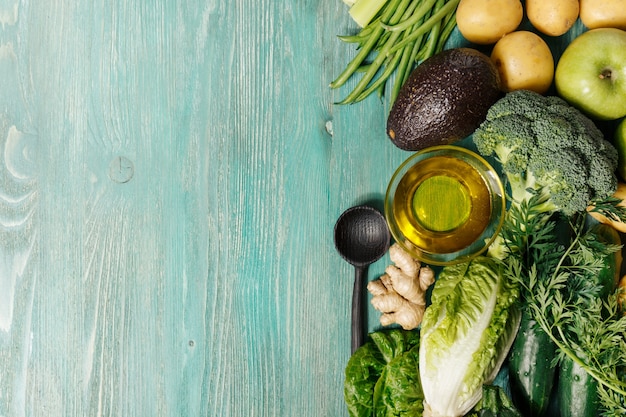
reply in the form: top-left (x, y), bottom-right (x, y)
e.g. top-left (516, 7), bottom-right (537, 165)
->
top-left (473, 90), bottom-right (618, 217)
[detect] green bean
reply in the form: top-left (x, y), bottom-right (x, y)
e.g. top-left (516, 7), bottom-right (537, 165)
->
top-left (375, 30), bottom-right (393, 51)
top-left (395, 8), bottom-right (436, 90)
top-left (386, 0), bottom-right (459, 56)
top-left (408, 8), bottom-right (432, 55)
top-left (419, 0), bottom-right (444, 58)
top-left (334, 30), bottom-right (404, 103)
top-left (404, 32), bottom-right (425, 72)
top-left (337, 32), bottom-right (370, 45)
top-left (330, 27), bottom-right (385, 88)
top-left (391, 14), bottom-right (427, 103)
top-left (385, 0), bottom-right (415, 24)
top-left (350, 49), bottom-right (403, 103)
top-left (435, 13), bottom-right (457, 52)
top-left (382, 0), bottom-right (438, 33)
top-left (337, 17), bottom-right (381, 44)
top-left (420, 27), bottom-right (440, 61)
top-left (355, 63), bottom-right (373, 73)
top-left (329, 0), bottom-right (404, 89)
top-left (390, 46), bottom-right (417, 104)
top-left (331, 0), bottom-right (412, 94)
top-left (336, 0), bottom-right (421, 103)
top-left (331, 0), bottom-right (460, 106)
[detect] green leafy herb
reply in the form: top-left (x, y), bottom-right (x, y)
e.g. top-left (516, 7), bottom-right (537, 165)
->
top-left (498, 196), bottom-right (626, 416)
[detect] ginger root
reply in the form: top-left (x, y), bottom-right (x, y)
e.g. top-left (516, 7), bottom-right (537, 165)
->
top-left (367, 243), bottom-right (435, 330)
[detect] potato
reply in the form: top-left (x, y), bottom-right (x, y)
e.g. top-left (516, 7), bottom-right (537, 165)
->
top-left (526, 0), bottom-right (579, 36)
top-left (490, 31), bottom-right (554, 94)
top-left (580, 0), bottom-right (626, 30)
top-left (456, 0), bottom-right (523, 44)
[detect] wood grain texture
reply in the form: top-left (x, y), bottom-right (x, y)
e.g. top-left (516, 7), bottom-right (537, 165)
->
top-left (0, 1), bottom-right (409, 416)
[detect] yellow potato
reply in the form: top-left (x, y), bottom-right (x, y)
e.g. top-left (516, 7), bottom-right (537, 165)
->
top-left (490, 31), bottom-right (554, 94)
top-left (580, 0), bottom-right (626, 30)
top-left (526, 0), bottom-right (579, 36)
top-left (456, 0), bottom-right (523, 44)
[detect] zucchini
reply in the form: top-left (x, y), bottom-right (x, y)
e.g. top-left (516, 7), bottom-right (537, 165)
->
top-left (508, 309), bottom-right (556, 416)
top-left (556, 356), bottom-right (599, 417)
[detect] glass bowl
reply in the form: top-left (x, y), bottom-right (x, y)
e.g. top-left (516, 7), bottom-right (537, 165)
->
top-left (385, 145), bottom-right (505, 266)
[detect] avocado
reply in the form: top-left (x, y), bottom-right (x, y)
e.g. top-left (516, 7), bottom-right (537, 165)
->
top-left (387, 48), bottom-right (502, 151)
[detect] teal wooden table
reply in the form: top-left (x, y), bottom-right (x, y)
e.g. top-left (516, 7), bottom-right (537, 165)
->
top-left (0, 1), bottom-right (413, 416)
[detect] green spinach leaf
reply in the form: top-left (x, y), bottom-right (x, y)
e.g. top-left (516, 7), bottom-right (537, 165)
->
top-left (344, 329), bottom-right (423, 417)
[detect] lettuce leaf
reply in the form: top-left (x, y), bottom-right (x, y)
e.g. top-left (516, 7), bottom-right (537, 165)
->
top-left (419, 257), bottom-right (521, 417)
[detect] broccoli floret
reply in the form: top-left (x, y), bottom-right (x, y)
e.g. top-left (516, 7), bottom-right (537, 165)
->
top-left (473, 90), bottom-right (618, 217)
top-left (527, 148), bottom-right (591, 214)
top-left (474, 114), bottom-right (535, 176)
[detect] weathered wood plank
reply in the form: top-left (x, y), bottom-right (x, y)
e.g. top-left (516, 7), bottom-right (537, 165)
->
top-left (0, 1), bottom-right (411, 416)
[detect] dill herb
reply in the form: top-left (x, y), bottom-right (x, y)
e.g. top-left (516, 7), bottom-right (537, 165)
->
top-left (500, 194), bottom-right (626, 416)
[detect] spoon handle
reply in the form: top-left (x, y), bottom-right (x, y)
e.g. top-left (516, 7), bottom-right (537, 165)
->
top-left (351, 266), bottom-right (367, 354)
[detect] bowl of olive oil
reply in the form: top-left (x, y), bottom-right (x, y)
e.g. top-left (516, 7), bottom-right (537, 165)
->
top-left (385, 145), bottom-right (505, 265)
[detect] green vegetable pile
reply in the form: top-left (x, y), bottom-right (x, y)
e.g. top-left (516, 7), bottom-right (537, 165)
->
top-left (331, 0), bottom-right (459, 106)
top-left (473, 90), bottom-right (626, 415)
top-left (342, 90), bottom-right (626, 416)
top-left (345, 255), bottom-right (521, 417)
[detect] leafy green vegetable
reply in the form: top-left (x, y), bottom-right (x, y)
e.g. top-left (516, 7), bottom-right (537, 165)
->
top-left (374, 346), bottom-right (424, 416)
top-left (344, 328), bottom-right (424, 417)
top-left (331, 0), bottom-right (459, 107)
top-left (419, 257), bottom-right (521, 417)
top-left (345, 339), bottom-right (387, 416)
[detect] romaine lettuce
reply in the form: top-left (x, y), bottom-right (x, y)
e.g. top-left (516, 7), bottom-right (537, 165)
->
top-left (419, 257), bottom-right (521, 417)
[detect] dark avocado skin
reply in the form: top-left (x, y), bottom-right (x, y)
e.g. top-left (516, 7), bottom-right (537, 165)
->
top-left (387, 48), bottom-right (502, 151)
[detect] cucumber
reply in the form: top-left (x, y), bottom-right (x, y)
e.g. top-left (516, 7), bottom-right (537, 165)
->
top-left (508, 309), bottom-right (557, 416)
top-left (591, 224), bottom-right (622, 296)
top-left (554, 223), bottom-right (619, 416)
top-left (557, 356), bottom-right (599, 417)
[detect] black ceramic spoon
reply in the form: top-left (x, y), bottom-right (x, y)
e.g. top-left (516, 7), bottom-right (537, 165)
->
top-left (334, 205), bottom-right (391, 354)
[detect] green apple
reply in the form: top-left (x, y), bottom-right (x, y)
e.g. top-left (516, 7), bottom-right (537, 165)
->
top-left (555, 28), bottom-right (626, 121)
top-left (614, 118), bottom-right (626, 181)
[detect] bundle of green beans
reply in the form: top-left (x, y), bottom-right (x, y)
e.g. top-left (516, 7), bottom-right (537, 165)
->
top-left (330, 0), bottom-right (460, 107)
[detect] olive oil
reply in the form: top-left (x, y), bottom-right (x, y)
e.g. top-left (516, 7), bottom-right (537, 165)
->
top-left (391, 154), bottom-right (492, 254)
